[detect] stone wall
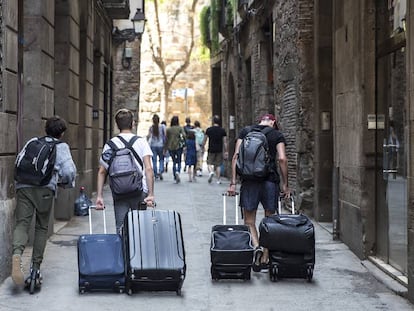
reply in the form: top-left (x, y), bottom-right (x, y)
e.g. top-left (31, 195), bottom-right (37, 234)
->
top-left (0, 0), bottom-right (116, 284)
top-left (213, 0), bottom-right (316, 209)
top-left (405, 0), bottom-right (414, 302)
top-left (273, 0), bottom-right (315, 212)
top-left (135, 0), bottom-right (211, 136)
top-left (333, 0), bottom-right (376, 258)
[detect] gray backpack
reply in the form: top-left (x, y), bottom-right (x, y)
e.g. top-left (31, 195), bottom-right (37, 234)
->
top-left (236, 126), bottom-right (273, 180)
top-left (107, 136), bottom-right (143, 196)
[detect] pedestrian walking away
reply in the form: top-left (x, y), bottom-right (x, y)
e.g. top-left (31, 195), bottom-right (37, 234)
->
top-left (202, 115), bottom-right (228, 184)
top-left (161, 120), bottom-right (170, 172)
top-left (166, 116), bottom-right (186, 183)
top-left (12, 115), bottom-right (77, 293)
top-left (96, 108), bottom-right (155, 233)
top-left (227, 113), bottom-right (290, 272)
top-left (185, 130), bottom-right (198, 182)
top-left (183, 117), bottom-right (194, 173)
top-left (193, 120), bottom-right (205, 176)
top-left (147, 114), bottom-right (166, 181)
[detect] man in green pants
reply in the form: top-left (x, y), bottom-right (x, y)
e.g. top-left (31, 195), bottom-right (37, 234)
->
top-left (12, 116), bottom-right (76, 288)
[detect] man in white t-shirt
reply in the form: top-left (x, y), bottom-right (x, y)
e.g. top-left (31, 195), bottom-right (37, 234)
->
top-left (96, 108), bottom-right (155, 232)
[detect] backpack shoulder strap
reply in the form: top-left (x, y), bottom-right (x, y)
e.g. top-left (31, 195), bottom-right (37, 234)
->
top-left (106, 139), bottom-right (119, 151)
top-left (260, 127), bottom-right (273, 136)
top-left (117, 135), bottom-right (143, 167)
top-left (40, 136), bottom-right (62, 145)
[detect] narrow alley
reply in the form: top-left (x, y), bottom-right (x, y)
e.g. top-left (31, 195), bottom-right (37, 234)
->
top-left (0, 171), bottom-right (412, 311)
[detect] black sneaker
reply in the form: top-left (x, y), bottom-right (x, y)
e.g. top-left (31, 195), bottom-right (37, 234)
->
top-left (25, 268), bottom-right (42, 293)
top-left (252, 247), bottom-right (264, 272)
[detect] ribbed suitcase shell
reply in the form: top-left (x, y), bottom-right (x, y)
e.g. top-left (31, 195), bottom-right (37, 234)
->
top-left (123, 209), bottom-right (186, 295)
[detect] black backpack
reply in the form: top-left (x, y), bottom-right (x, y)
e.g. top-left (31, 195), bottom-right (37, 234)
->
top-left (236, 126), bottom-right (273, 180)
top-left (14, 136), bottom-right (61, 186)
top-left (106, 136), bottom-right (143, 196)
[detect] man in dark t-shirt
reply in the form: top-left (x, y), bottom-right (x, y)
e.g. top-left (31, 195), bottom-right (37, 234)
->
top-left (202, 115), bottom-right (228, 184)
top-left (227, 113), bottom-right (291, 272)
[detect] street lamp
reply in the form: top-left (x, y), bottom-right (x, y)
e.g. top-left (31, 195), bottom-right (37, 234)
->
top-left (132, 8), bottom-right (146, 35)
top-left (112, 8), bottom-right (146, 69)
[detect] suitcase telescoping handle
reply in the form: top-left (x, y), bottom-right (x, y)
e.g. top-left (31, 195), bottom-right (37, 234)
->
top-left (278, 194), bottom-right (295, 215)
top-left (222, 192), bottom-right (239, 225)
top-left (88, 206), bottom-right (107, 234)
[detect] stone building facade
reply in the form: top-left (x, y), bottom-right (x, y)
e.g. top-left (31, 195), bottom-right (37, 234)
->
top-left (209, 0), bottom-right (414, 302)
top-left (0, 0), bottom-right (132, 283)
top-left (135, 0), bottom-right (211, 136)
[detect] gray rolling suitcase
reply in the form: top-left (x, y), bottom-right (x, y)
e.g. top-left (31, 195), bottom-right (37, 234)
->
top-left (123, 209), bottom-right (186, 295)
top-left (210, 193), bottom-right (254, 281)
top-left (259, 196), bottom-right (315, 282)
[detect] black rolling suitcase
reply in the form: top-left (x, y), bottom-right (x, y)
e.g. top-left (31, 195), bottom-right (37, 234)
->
top-left (210, 193), bottom-right (254, 281)
top-left (123, 209), bottom-right (186, 295)
top-left (77, 207), bottom-right (125, 293)
top-left (259, 196), bottom-right (315, 282)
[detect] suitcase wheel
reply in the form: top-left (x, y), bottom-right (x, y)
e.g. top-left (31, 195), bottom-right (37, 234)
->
top-left (244, 268), bottom-right (251, 281)
top-left (126, 285), bottom-right (133, 296)
top-left (270, 265), bottom-right (278, 282)
top-left (210, 267), bottom-right (219, 281)
top-left (306, 265), bottom-right (314, 282)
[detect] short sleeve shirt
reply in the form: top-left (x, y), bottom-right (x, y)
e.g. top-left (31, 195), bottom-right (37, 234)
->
top-left (238, 125), bottom-right (286, 182)
top-left (205, 126), bottom-right (227, 153)
top-left (100, 133), bottom-right (153, 193)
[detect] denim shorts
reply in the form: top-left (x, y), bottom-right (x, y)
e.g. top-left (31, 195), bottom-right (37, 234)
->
top-left (240, 180), bottom-right (279, 212)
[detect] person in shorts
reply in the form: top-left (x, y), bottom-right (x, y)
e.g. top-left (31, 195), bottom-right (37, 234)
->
top-left (202, 115), bottom-right (228, 184)
top-left (227, 113), bottom-right (290, 271)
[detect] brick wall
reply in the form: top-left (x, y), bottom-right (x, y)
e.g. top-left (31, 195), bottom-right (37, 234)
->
top-left (273, 0), bottom-right (315, 211)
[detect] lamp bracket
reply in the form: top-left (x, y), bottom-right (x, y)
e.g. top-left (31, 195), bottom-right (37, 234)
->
top-left (112, 27), bottom-right (139, 46)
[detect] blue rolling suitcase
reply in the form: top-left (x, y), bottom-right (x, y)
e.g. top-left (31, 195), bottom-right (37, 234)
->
top-left (123, 209), bottom-right (186, 296)
top-left (77, 207), bottom-right (125, 294)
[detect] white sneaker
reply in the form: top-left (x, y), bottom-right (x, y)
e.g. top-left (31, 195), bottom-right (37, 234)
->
top-left (208, 172), bottom-right (214, 183)
top-left (216, 180), bottom-right (222, 184)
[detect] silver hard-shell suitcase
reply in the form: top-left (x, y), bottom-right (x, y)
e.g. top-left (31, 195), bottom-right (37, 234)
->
top-left (123, 209), bottom-right (186, 295)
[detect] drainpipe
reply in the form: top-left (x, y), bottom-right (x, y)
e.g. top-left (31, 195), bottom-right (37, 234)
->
top-left (332, 166), bottom-right (339, 240)
top-left (17, 0), bottom-right (24, 151)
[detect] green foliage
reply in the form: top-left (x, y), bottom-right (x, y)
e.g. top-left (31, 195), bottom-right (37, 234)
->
top-left (210, 0), bottom-right (219, 53)
top-left (226, 0), bottom-right (234, 28)
top-left (199, 0), bottom-right (235, 53)
top-left (200, 6), bottom-right (211, 48)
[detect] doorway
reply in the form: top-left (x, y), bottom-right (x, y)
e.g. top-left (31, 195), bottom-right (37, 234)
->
top-left (375, 48), bottom-right (407, 275)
